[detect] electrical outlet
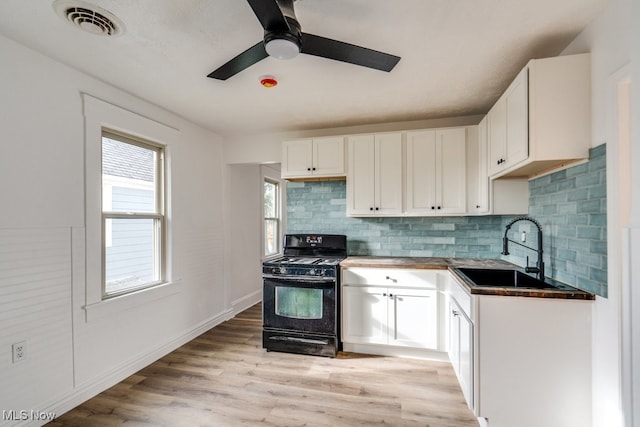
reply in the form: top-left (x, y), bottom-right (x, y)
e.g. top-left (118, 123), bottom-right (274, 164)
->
top-left (12, 341), bottom-right (26, 363)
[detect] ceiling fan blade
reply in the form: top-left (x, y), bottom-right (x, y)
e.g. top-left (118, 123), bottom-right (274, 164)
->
top-left (207, 41), bottom-right (268, 80)
top-left (300, 33), bottom-right (400, 72)
top-left (246, 0), bottom-right (290, 31)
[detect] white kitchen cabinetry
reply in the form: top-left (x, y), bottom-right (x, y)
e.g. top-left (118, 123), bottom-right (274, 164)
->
top-left (487, 53), bottom-right (591, 179)
top-left (281, 136), bottom-right (345, 179)
top-left (406, 128), bottom-right (467, 215)
top-left (469, 119), bottom-right (529, 215)
top-left (342, 268), bottom-right (439, 351)
top-left (346, 133), bottom-right (403, 216)
top-left (466, 122), bottom-right (489, 214)
top-left (448, 298), bottom-right (473, 410)
top-left (487, 67), bottom-right (529, 176)
top-left (448, 274), bottom-right (593, 427)
top-left (342, 286), bottom-right (388, 345)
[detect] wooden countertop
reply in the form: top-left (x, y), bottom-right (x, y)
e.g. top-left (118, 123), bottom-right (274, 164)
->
top-left (340, 256), bottom-right (595, 300)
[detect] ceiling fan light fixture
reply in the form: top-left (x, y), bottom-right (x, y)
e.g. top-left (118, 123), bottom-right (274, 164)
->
top-left (265, 37), bottom-right (300, 60)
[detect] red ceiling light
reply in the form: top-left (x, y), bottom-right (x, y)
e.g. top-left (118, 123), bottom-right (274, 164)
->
top-left (260, 75), bottom-right (278, 88)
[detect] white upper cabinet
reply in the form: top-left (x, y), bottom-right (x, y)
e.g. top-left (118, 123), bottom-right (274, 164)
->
top-left (347, 133), bottom-right (403, 216)
top-left (406, 128), bottom-right (467, 215)
top-left (281, 136), bottom-right (345, 179)
top-left (487, 53), bottom-right (591, 179)
top-left (487, 68), bottom-right (529, 176)
top-left (467, 122), bottom-right (489, 214)
top-left (469, 120), bottom-right (529, 215)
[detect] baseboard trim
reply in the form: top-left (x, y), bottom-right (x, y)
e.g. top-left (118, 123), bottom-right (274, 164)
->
top-left (33, 308), bottom-right (233, 426)
top-left (231, 289), bottom-right (261, 316)
top-left (342, 342), bottom-right (450, 362)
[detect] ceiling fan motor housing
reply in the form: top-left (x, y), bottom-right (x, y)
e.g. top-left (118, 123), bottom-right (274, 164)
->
top-left (264, 0), bottom-right (302, 59)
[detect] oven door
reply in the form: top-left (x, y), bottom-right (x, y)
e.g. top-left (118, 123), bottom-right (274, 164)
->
top-left (262, 275), bottom-right (336, 335)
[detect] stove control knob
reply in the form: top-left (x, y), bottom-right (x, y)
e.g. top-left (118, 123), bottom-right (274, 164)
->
top-left (309, 269), bottom-right (317, 276)
top-left (279, 267), bottom-right (287, 275)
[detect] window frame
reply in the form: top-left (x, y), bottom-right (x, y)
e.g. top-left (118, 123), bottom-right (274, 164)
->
top-left (101, 129), bottom-right (167, 298)
top-left (263, 177), bottom-right (281, 258)
top-left (83, 94), bottom-right (180, 320)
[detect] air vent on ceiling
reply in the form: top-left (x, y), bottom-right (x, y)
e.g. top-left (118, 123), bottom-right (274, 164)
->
top-left (53, 0), bottom-right (124, 36)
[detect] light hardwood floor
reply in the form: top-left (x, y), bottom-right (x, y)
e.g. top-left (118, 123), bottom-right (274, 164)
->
top-left (48, 304), bottom-right (478, 426)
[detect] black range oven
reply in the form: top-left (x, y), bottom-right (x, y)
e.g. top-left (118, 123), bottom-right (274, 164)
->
top-left (262, 234), bottom-right (347, 357)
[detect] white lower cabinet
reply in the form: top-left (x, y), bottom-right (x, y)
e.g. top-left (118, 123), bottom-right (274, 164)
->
top-left (342, 266), bottom-right (593, 427)
top-left (341, 267), bottom-right (440, 350)
top-left (448, 274), bottom-right (593, 427)
top-left (342, 286), bottom-right (438, 349)
top-left (448, 298), bottom-right (474, 410)
top-left (342, 286), bottom-right (388, 345)
top-left (392, 287), bottom-right (438, 348)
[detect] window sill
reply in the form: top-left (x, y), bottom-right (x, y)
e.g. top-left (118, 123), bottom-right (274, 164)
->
top-left (263, 253), bottom-right (283, 262)
top-left (83, 280), bottom-right (181, 322)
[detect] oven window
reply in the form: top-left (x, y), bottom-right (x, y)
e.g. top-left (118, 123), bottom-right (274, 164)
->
top-left (275, 287), bottom-right (322, 319)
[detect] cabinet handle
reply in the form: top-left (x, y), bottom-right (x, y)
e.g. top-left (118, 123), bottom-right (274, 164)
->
top-left (307, 167), bottom-right (311, 171)
top-left (370, 207), bottom-right (374, 211)
top-left (375, 207), bottom-right (379, 211)
top-left (476, 205), bottom-right (481, 209)
top-left (452, 310), bottom-right (460, 317)
top-left (382, 293), bottom-right (387, 297)
top-left (312, 167), bottom-right (316, 171)
top-left (389, 293), bottom-right (394, 298)
top-left (437, 206), bottom-right (441, 210)
top-left (431, 206), bottom-right (435, 210)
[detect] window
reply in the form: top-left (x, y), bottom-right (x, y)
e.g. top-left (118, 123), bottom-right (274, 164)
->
top-left (264, 179), bottom-right (280, 257)
top-left (102, 130), bottom-right (165, 297)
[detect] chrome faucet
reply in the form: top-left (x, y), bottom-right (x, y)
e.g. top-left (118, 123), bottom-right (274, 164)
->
top-left (501, 216), bottom-right (545, 281)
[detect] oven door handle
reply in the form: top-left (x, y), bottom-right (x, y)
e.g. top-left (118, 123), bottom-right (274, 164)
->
top-left (262, 274), bottom-right (336, 284)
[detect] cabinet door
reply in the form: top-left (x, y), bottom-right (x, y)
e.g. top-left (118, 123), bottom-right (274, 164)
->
top-left (342, 286), bottom-right (388, 345)
top-left (375, 133), bottom-right (403, 215)
top-left (347, 135), bottom-right (376, 215)
top-left (282, 139), bottom-right (313, 178)
top-left (405, 130), bottom-right (437, 214)
top-left (467, 122), bottom-right (489, 214)
top-left (505, 67), bottom-right (529, 168)
top-left (313, 136), bottom-right (345, 176)
top-left (449, 299), bottom-right (474, 410)
top-left (437, 128), bottom-right (467, 214)
top-left (390, 288), bottom-right (438, 349)
top-left (487, 97), bottom-right (507, 176)
top-left (448, 301), bottom-right (461, 370)
top-left (458, 309), bottom-right (474, 409)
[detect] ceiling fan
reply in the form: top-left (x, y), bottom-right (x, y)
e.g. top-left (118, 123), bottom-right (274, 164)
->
top-left (207, 0), bottom-right (401, 80)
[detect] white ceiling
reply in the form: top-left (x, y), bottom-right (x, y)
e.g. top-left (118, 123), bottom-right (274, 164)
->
top-left (0, 0), bottom-right (608, 136)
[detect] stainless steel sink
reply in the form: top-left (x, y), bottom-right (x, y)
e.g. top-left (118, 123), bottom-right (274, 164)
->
top-left (455, 268), bottom-right (557, 290)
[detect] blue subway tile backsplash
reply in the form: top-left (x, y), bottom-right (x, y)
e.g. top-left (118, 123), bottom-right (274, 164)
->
top-left (286, 144), bottom-right (607, 296)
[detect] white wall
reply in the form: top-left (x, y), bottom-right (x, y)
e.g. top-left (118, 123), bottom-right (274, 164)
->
top-left (225, 115), bottom-right (484, 164)
top-left (561, 0), bottom-right (634, 425)
top-left (227, 164), bottom-right (263, 312)
top-left (0, 34), bottom-right (229, 424)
